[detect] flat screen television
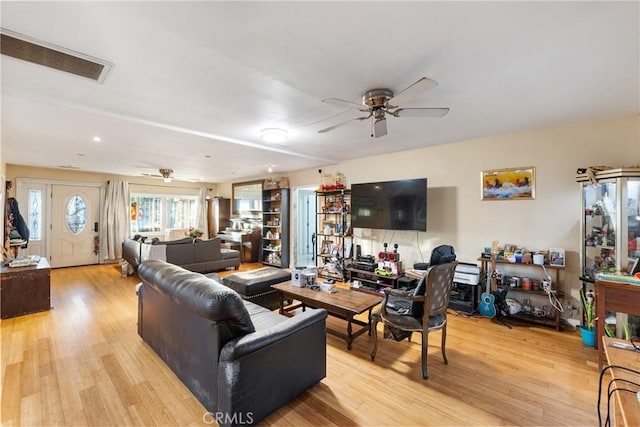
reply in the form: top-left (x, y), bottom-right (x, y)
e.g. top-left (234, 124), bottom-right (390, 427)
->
top-left (351, 178), bottom-right (427, 231)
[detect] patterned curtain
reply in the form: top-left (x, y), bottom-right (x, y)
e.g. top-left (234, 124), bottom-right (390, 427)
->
top-left (101, 180), bottom-right (130, 260)
top-left (195, 187), bottom-right (209, 238)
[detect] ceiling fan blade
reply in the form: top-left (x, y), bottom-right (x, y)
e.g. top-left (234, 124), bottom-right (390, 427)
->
top-left (322, 97), bottom-right (369, 112)
top-left (388, 77), bottom-right (438, 107)
top-left (394, 107), bottom-right (449, 118)
top-left (318, 114), bottom-right (371, 133)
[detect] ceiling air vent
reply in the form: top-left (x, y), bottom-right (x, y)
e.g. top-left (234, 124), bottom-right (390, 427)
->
top-left (1, 28), bottom-right (113, 83)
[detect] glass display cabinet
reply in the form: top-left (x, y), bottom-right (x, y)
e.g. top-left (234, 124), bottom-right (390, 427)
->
top-left (577, 168), bottom-right (640, 282)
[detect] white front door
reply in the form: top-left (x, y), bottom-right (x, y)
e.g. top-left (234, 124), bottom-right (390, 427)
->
top-left (50, 185), bottom-right (100, 268)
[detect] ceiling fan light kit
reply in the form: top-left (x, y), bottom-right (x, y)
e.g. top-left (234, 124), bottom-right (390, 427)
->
top-left (373, 117), bottom-right (387, 138)
top-left (318, 76), bottom-right (449, 138)
top-left (261, 128), bottom-right (288, 144)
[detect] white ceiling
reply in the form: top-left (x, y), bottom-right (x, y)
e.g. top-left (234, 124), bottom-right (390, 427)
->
top-left (1, 1), bottom-right (638, 183)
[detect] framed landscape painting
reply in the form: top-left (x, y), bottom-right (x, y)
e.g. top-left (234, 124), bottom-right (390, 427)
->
top-left (481, 166), bottom-right (535, 200)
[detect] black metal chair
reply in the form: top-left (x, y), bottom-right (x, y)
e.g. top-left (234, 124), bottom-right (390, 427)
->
top-left (371, 261), bottom-right (458, 379)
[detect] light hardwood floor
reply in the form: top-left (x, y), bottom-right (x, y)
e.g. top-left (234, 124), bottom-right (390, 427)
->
top-left (1, 263), bottom-right (600, 426)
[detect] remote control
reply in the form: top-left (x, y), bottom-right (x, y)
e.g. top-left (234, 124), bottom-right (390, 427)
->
top-left (611, 341), bottom-right (634, 350)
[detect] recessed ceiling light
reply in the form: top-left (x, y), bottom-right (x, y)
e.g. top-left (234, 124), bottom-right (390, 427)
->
top-left (267, 164), bottom-right (274, 173)
top-left (260, 128), bottom-right (288, 144)
top-left (93, 136), bottom-right (102, 142)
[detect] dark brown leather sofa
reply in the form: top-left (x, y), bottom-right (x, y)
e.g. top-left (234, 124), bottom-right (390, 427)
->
top-left (137, 260), bottom-right (327, 427)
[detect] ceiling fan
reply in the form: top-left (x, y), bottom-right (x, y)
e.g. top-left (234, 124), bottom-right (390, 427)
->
top-left (142, 168), bottom-right (177, 183)
top-left (318, 77), bottom-right (449, 138)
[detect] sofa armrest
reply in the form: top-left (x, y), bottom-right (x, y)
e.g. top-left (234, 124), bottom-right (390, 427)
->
top-left (217, 309), bottom-right (327, 426)
top-left (219, 309), bottom-right (327, 361)
top-left (122, 238), bottom-right (142, 267)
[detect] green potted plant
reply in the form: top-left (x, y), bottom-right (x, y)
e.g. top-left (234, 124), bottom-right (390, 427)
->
top-left (579, 288), bottom-right (596, 347)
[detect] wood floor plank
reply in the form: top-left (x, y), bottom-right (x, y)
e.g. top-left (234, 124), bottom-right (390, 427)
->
top-left (39, 373), bottom-right (65, 426)
top-left (78, 386), bottom-right (109, 426)
top-left (1, 363), bottom-right (22, 425)
top-left (100, 353), bottom-right (139, 407)
top-left (54, 356), bottom-right (88, 417)
top-left (0, 263), bottom-right (602, 426)
top-left (4, 329), bottom-right (25, 366)
top-left (131, 381), bottom-right (179, 426)
top-left (20, 393), bottom-right (42, 426)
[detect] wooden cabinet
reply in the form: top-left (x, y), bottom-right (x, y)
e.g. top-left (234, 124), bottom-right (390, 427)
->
top-left (315, 189), bottom-right (352, 281)
top-left (262, 188), bottom-right (289, 268)
top-left (479, 257), bottom-right (564, 330)
top-left (596, 277), bottom-right (640, 370)
top-left (207, 197), bottom-right (230, 238)
top-left (1, 257), bottom-right (51, 319)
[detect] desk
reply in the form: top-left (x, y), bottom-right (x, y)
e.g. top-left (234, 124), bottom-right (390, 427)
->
top-left (602, 337), bottom-right (640, 427)
top-left (1, 257), bottom-right (51, 319)
top-left (596, 277), bottom-right (640, 370)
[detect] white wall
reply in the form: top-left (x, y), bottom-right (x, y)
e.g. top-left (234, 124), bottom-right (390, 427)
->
top-left (276, 115), bottom-right (639, 312)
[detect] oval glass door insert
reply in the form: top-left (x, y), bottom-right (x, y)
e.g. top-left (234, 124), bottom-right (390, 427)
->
top-left (66, 195), bottom-right (87, 234)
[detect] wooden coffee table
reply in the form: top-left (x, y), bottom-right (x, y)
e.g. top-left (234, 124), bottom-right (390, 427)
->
top-left (272, 281), bottom-right (382, 350)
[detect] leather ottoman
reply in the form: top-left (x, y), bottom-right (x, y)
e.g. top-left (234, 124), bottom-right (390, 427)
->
top-left (222, 267), bottom-right (291, 310)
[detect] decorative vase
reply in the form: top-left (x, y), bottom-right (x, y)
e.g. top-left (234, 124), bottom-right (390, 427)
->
top-left (580, 325), bottom-right (596, 347)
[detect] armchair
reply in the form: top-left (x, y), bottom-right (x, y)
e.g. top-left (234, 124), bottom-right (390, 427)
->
top-left (371, 261), bottom-right (458, 379)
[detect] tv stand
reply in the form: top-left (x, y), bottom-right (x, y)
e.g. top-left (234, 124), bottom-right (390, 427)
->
top-left (347, 267), bottom-right (402, 295)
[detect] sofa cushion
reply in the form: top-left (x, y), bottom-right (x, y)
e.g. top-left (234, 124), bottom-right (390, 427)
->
top-left (243, 300), bottom-right (287, 330)
top-left (220, 248), bottom-right (240, 260)
top-left (138, 260), bottom-right (255, 337)
top-left (165, 241), bottom-right (195, 266)
top-left (194, 238), bottom-right (222, 262)
top-left (223, 267), bottom-right (291, 297)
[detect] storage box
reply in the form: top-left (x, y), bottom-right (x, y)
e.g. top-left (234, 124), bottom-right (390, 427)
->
top-left (292, 266), bottom-right (317, 287)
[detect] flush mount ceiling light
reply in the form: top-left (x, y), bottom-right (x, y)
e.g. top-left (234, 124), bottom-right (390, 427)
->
top-left (260, 128), bottom-right (288, 144)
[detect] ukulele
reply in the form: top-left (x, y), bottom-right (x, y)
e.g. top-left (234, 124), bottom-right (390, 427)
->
top-left (479, 240), bottom-right (499, 318)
